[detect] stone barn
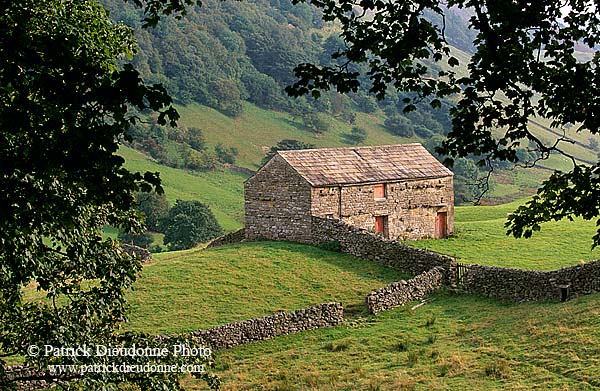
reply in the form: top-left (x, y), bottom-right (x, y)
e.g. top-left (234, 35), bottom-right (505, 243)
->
top-left (244, 143), bottom-right (454, 243)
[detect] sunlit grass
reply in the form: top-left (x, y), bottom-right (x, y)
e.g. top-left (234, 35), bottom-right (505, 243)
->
top-left (412, 200), bottom-right (599, 269)
top-left (126, 241), bottom-right (407, 333)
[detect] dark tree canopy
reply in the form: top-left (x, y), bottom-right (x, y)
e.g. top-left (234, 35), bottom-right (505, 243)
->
top-left (135, 191), bottom-right (170, 231)
top-left (161, 200), bottom-right (223, 251)
top-left (285, 0), bottom-right (600, 247)
top-left (261, 139), bottom-right (316, 165)
top-left (0, 0), bottom-right (219, 389)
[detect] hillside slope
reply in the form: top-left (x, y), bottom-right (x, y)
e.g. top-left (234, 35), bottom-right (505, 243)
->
top-left (119, 146), bottom-right (245, 231)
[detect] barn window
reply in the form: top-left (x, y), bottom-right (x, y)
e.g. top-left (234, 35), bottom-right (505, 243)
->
top-left (374, 184), bottom-right (386, 199)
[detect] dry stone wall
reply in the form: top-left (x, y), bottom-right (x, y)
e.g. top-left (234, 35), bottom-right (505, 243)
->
top-left (205, 228), bottom-right (246, 249)
top-left (310, 216), bottom-right (456, 279)
top-left (462, 261), bottom-right (600, 302)
top-left (122, 243), bottom-right (152, 263)
top-left (5, 365), bottom-right (71, 391)
top-left (190, 302), bottom-right (344, 350)
top-left (5, 302), bottom-right (344, 390)
top-left (365, 267), bottom-right (445, 314)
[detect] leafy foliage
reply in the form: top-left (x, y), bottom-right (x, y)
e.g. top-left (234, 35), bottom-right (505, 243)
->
top-left (161, 200), bottom-right (223, 251)
top-left (261, 139), bottom-right (316, 165)
top-left (102, 0), bottom-right (324, 116)
top-left (135, 191), bottom-right (170, 231)
top-left (187, 126), bottom-right (207, 152)
top-left (302, 112), bottom-right (331, 134)
top-left (342, 126), bottom-right (367, 145)
top-left (0, 0), bottom-right (219, 388)
top-left (214, 143), bottom-right (239, 164)
top-left (118, 230), bottom-right (154, 248)
top-left (286, 0), bottom-right (600, 246)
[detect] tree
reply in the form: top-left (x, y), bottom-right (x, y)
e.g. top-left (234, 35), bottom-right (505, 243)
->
top-left (302, 112), bottom-right (331, 134)
top-left (187, 126), bottom-right (207, 151)
top-left (286, 0), bottom-right (600, 247)
top-left (208, 78), bottom-right (244, 117)
top-left (214, 143), bottom-right (239, 164)
top-left (342, 126), bottom-right (367, 145)
top-left (135, 191), bottom-right (170, 232)
top-left (161, 200), bottom-right (223, 251)
top-left (0, 0), bottom-right (219, 389)
top-left (261, 139), bottom-right (316, 165)
top-left (384, 114), bottom-right (414, 138)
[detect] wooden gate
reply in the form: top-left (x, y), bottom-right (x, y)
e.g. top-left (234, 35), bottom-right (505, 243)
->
top-left (455, 263), bottom-right (469, 288)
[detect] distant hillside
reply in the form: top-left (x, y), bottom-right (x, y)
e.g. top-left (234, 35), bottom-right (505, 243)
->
top-left (101, 0), bottom-right (600, 211)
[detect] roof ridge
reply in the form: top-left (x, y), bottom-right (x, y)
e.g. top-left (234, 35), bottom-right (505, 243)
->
top-left (275, 143), bottom-right (453, 186)
top-left (277, 143), bottom-right (422, 154)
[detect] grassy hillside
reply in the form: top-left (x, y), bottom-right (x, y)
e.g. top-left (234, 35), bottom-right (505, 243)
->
top-left (175, 99), bottom-right (600, 206)
top-left (176, 102), bottom-right (411, 171)
top-left (126, 242), bottom-right (407, 333)
top-left (120, 227), bottom-right (600, 390)
top-left (412, 200), bottom-right (599, 270)
top-left (110, 196), bottom-right (600, 390)
top-left (119, 146), bottom-right (245, 232)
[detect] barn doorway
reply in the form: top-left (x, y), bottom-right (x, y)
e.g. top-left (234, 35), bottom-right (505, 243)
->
top-left (374, 215), bottom-right (388, 238)
top-left (436, 211), bottom-right (447, 239)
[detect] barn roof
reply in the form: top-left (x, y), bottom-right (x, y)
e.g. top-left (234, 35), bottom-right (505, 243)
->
top-left (277, 143), bottom-right (453, 186)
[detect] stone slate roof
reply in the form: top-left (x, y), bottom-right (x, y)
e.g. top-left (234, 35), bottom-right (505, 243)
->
top-left (277, 143), bottom-right (453, 186)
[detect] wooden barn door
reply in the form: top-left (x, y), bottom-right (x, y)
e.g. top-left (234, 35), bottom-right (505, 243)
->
top-left (375, 216), bottom-right (388, 238)
top-left (436, 212), bottom-right (447, 239)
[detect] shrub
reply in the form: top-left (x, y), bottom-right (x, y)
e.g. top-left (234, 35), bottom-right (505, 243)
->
top-left (135, 191), bottom-right (169, 232)
top-left (214, 143), bottom-right (239, 164)
top-left (384, 114), bottom-right (414, 137)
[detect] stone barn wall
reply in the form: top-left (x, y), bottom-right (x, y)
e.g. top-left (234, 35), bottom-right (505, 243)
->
top-left (244, 155), bottom-right (312, 243)
top-left (310, 177), bottom-right (454, 241)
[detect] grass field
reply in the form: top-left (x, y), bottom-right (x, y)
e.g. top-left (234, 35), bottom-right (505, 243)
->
top-left (126, 242), bottom-right (407, 334)
top-left (119, 197), bottom-right (600, 390)
top-left (24, 196), bottom-right (600, 389)
top-left (411, 200), bottom-right (599, 270)
top-left (182, 293), bottom-right (600, 391)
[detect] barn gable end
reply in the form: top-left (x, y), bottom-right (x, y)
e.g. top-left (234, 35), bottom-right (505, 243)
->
top-left (244, 155), bottom-right (313, 243)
